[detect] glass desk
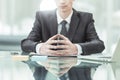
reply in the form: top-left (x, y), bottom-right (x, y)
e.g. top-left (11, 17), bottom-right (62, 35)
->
top-left (0, 51), bottom-right (120, 80)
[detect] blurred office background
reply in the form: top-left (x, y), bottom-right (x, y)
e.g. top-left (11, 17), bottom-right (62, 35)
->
top-left (0, 0), bottom-right (120, 54)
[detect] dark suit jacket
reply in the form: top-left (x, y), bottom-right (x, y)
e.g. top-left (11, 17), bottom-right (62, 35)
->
top-left (21, 9), bottom-right (105, 55)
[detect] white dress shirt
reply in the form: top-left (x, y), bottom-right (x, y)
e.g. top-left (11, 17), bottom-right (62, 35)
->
top-left (36, 10), bottom-right (82, 55)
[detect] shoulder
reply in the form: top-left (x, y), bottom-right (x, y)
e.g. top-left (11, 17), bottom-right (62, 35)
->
top-left (78, 11), bottom-right (92, 16)
top-left (73, 9), bottom-right (93, 19)
top-left (78, 11), bottom-right (93, 19)
top-left (74, 10), bottom-right (94, 23)
top-left (35, 10), bottom-right (56, 18)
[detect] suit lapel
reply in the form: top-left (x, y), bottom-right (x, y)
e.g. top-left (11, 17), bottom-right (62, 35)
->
top-left (49, 10), bottom-right (58, 37)
top-left (68, 10), bottom-right (80, 41)
top-left (48, 9), bottom-right (80, 40)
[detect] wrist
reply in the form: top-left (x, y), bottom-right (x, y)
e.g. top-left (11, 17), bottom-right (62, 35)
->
top-left (39, 43), bottom-right (45, 54)
top-left (73, 44), bottom-right (78, 55)
top-left (36, 43), bottom-right (44, 54)
top-left (74, 44), bottom-right (83, 55)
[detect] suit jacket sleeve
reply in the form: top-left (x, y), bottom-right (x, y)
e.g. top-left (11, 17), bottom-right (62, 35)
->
top-left (78, 13), bottom-right (105, 55)
top-left (21, 11), bottom-right (42, 54)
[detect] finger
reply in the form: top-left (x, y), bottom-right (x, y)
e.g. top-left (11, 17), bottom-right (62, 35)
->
top-left (47, 49), bottom-right (57, 54)
top-left (56, 50), bottom-right (69, 55)
top-left (56, 45), bottom-right (69, 49)
top-left (47, 40), bottom-right (59, 45)
top-left (43, 44), bottom-right (53, 49)
top-left (57, 40), bottom-right (68, 45)
top-left (41, 48), bottom-right (57, 55)
top-left (58, 34), bottom-right (69, 40)
top-left (48, 39), bottom-right (68, 45)
top-left (47, 44), bottom-right (58, 49)
top-left (47, 49), bottom-right (61, 56)
top-left (48, 34), bottom-right (59, 40)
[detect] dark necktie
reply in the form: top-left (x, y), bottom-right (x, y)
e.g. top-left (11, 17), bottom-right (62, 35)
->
top-left (60, 20), bottom-right (67, 37)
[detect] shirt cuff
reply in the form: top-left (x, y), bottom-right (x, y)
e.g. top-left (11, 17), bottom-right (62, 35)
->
top-left (36, 43), bottom-right (42, 54)
top-left (75, 44), bottom-right (82, 55)
top-left (74, 44), bottom-right (83, 65)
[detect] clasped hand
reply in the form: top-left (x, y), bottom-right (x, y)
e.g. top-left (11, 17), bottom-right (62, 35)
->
top-left (39, 34), bottom-right (78, 56)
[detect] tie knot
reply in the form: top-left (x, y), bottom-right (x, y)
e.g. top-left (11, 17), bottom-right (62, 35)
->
top-left (60, 20), bottom-right (67, 26)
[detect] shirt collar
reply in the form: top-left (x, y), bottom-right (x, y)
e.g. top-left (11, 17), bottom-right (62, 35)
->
top-left (56, 10), bottom-right (73, 24)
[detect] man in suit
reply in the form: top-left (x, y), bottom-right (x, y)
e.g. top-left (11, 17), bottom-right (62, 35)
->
top-left (21, 0), bottom-right (105, 56)
top-left (21, 0), bottom-right (105, 80)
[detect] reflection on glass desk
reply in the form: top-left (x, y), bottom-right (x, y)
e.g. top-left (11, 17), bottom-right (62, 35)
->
top-left (0, 51), bottom-right (120, 80)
